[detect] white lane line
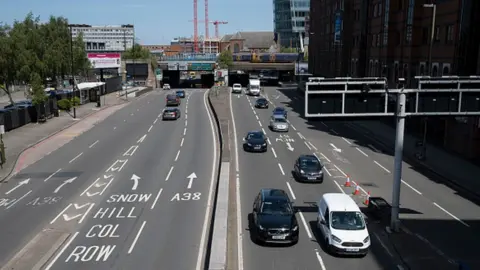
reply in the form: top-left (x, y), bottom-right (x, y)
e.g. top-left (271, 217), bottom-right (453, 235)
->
top-left (184, 128), bottom-right (187, 136)
top-left (401, 179), bottom-right (422, 195)
top-left (44, 232), bottom-right (79, 270)
top-left (78, 203), bottom-right (95, 224)
top-left (323, 167), bottom-right (332, 177)
top-left (185, 120), bottom-right (188, 126)
top-left (148, 125), bottom-right (153, 132)
top-left (315, 249), bottom-right (327, 270)
top-left (304, 141), bottom-right (312, 150)
top-left (278, 163), bottom-right (285, 175)
top-left (333, 180), bottom-right (346, 194)
top-left (113, 127), bottom-right (117, 130)
top-left (89, 140), bottom-right (99, 148)
top-left (319, 152), bottom-right (331, 163)
top-left (150, 188), bottom-right (163, 209)
top-left (255, 115), bottom-right (259, 120)
top-left (433, 202), bottom-right (470, 227)
top-left (258, 120), bottom-right (262, 127)
top-left (374, 160), bottom-right (391, 173)
top-left (267, 138), bottom-right (271, 144)
top-left (69, 152), bottom-right (83, 163)
top-left (271, 147), bottom-right (278, 158)
top-left (290, 124), bottom-right (296, 131)
top-left (6, 190), bottom-right (32, 209)
top-left (320, 122), bottom-right (329, 128)
top-left (356, 147), bottom-right (369, 157)
top-left (374, 233), bottom-right (394, 258)
top-left (297, 132), bottom-right (305, 139)
top-left (342, 137), bottom-right (352, 144)
top-left (128, 220), bottom-right (147, 254)
top-left (298, 211), bottom-right (312, 239)
top-left (153, 118), bottom-right (158, 124)
top-left (307, 141), bottom-right (317, 151)
top-left (180, 138), bottom-right (185, 147)
top-left (333, 164), bottom-right (347, 176)
top-left (165, 166), bottom-right (174, 181)
top-left (175, 150), bottom-right (181, 161)
top-left (331, 129), bottom-right (339, 135)
top-left (262, 128), bottom-right (266, 134)
top-left (130, 113), bottom-right (134, 116)
top-left (185, 114), bottom-right (188, 119)
top-left (44, 168), bottom-right (62, 182)
top-left (285, 182), bottom-right (296, 200)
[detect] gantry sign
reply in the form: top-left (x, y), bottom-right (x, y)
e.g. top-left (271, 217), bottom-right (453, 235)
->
top-left (304, 76), bottom-right (480, 232)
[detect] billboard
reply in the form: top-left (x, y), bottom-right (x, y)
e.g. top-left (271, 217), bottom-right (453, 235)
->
top-left (334, 11), bottom-right (343, 43)
top-left (87, 53), bottom-right (121, 69)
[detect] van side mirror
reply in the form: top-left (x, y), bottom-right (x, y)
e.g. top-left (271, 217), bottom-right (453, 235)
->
top-left (320, 219), bottom-right (326, 225)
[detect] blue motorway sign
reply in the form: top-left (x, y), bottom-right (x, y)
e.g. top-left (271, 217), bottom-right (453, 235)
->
top-left (189, 63), bottom-right (214, 71)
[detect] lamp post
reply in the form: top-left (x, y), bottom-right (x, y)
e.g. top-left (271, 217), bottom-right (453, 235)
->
top-left (68, 24), bottom-right (76, 119)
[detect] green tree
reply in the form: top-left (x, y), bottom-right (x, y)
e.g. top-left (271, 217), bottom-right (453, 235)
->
top-left (0, 23), bottom-right (19, 106)
top-left (217, 50), bottom-right (233, 69)
top-left (123, 43), bottom-right (151, 60)
top-left (30, 72), bottom-right (47, 105)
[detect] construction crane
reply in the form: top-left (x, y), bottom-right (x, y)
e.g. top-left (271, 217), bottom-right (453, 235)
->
top-left (193, 0), bottom-right (199, 52)
top-left (212, 21), bottom-right (228, 39)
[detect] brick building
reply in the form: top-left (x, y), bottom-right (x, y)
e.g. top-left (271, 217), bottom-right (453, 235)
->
top-left (308, 0), bottom-right (480, 161)
top-left (219, 31), bottom-right (277, 53)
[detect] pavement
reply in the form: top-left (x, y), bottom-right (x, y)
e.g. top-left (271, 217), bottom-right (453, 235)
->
top-left (0, 88), bottom-right (218, 270)
top-left (228, 87), bottom-right (479, 270)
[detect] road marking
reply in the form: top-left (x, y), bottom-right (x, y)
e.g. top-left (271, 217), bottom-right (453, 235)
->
top-left (257, 120), bottom-right (262, 127)
top-left (319, 152), bottom-right (331, 162)
top-left (255, 115), bottom-right (259, 120)
top-left (320, 122), bottom-right (329, 128)
top-left (323, 167), bottom-right (332, 176)
top-left (298, 211), bottom-right (312, 238)
top-left (290, 124), bottom-right (296, 131)
top-left (153, 118), bottom-right (158, 124)
top-left (113, 126), bottom-right (117, 130)
top-left (69, 152), bottom-right (83, 163)
top-left (342, 137), bottom-right (352, 144)
top-left (333, 180), bottom-right (346, 194)
top-left (315, 249), bottom-right (327, 270)
top-left (331, 129), bottom-right (339, 135)
top-left (6, 190), bottom-right (32, 209)
top-left (185, 114), bottom-right (188, 119)
top-left (89, 140), bottom-right (99, 148)
top-left (278, 163), bottom-right (285, 175)
top-left (304, 141), bottom-right (312, 150)
top-left (151, 188), bottom-right (163, 209)
top-left (78, 203), bottom-right (95, 223)
top-left (374, 161), bottom-right (391, 173)
top-left (165, 166), bottom-right (174, 181)
top-left (285, 182), bottom-right (296, 200)
top-left (148, 125), bottom-right (153, 132)
top-left (356, 147), bottom-right (369, 157)
top-left (262, 128), bottom-right (266, 134)
top-left (184, 128), bottom-right (187, 136)
top-left (333, 164), bottom-right (347, 176)
top-left (180, 138), bottom-right (185, 147)
top-left (185, 120), bottom-right (188, 126)
top-left (267, 138), bottom-right (271, 144)
top-left (44, 168), bottom-right (62, 182)
top-left (297, 132), bottom-right (305, 139)
top-left (175, 150), bottom-right (181, 161)
top-left (401, 179), bottom-right (422, 195)
top-left (127, 220), bottom-right (147, 254)
top-left (433, 202), bottom-right (470, 227)
top-left (307, 141), bottom-right (317, 150)
top-left (271, 147), bottom-right (277, 158)
top-left (374, 233), bottom-right (393, 257)
top-left (44, 232), bottom-right (79, 270)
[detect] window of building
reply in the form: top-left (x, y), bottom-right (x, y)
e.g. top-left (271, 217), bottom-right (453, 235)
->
top-left (434, 26), bottom-right (440, 41)
top-left (446, 25), bottom-right (454, 42)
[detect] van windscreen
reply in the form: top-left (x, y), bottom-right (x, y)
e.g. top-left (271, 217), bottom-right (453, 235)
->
top-left (330, 211), bottom-right (366, 230)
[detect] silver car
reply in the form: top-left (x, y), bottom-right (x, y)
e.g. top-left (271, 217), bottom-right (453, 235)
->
top-left (269, 115), bottom-right (289, 132)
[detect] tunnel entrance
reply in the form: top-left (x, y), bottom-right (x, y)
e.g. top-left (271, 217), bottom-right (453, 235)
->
top-left (162, 70), bottom-right (180, 88)
top-left (228, 72), bottom-right (250, 87)
top-left (201, 73), bottom-right (215, 88)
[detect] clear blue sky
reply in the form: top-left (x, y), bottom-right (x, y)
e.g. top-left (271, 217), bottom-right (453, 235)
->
top-left (0, 0), bottom-right (274, 44)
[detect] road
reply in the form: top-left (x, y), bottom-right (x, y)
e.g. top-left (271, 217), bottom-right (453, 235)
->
top-left (231, 87), bottom-right (480, 270)
top-left (0, 89), bottom-right (217, 270)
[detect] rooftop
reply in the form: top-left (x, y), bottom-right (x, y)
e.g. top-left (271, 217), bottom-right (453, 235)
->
top-left (222, 31), bottom-right (275, 49)
top-left (321, 193), bottom-right (360, 212)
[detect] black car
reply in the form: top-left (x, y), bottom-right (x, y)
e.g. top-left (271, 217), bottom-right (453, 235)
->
top-left (255, 98), bottom-right (269, 108)
top-left (243, 131), bottom-right (268, 152)
top-left (162, 108), bottom-right (181, 120)
top-left (273, 106), bottom-right (287, 119)
top-left (166, 94), bottom-right (181, 106)
top-left (293, 155), bottom-right (324, 183)
top-left (251, 188), bottom-right (299, 245)
top-left (176, 90), bottom-right (186, 98)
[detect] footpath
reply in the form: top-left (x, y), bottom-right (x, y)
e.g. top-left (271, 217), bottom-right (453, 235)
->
top-left (0, 90), bottom-right (135, 182)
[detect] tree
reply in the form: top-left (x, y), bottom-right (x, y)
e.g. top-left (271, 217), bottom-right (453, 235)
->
top-left (217, 50), bottom-right (233, 69)
top-left (30, 72), bottom-right (47, 105)
top-left (123, 43), bottom-right (151, 60)
top-left (0, 22), bottom-right (18, 106)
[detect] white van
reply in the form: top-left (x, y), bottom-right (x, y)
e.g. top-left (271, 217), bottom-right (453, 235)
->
top-left (316, 193), bottom-right (370, 256)
top-left (247, 79), bottom-right (261, 96)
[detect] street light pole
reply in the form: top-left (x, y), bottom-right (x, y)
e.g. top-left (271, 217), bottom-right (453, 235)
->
top-left (68, 24), bottom-right (76, 119)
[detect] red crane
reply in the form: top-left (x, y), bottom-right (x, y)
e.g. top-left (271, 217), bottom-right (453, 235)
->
top-left (212, 21), bottom-right (228, 39)
top-left (204, 0), bottom-right (209, 39)
top-left (193, 0), bottom-right (198, 52)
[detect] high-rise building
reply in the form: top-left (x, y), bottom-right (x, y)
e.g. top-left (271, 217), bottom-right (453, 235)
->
top-left (273, 0), bottom-right (310, 49)
top-left (70, 24), bottom-right (135, 52)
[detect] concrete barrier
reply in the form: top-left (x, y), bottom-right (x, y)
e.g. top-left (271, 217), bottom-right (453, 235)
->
top-left (117, 87), bottom-right (145, 97)
top-left (134, 87), bottom-right (153, 97)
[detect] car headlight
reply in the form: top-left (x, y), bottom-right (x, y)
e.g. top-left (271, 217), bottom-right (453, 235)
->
top-left (300, 169), bottom-right (305, 174)
top-left (331, 235), bottom-right (342, 243)
top-left (247, 143), bottom-right (252, 146)
top-left (292, 225), bottom-right (298, 231)
top-left (363, 236), bottom-right (370, 243)
top-left (262, 143), bottom-right (267, 146)
top-left (258, 225), bottom-right (265, 230)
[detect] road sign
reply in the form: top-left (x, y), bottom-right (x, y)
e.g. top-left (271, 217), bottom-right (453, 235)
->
top-left (155, 68), bottom-right (163, 80)
top-left (189, 63), bottom-right (213, 71)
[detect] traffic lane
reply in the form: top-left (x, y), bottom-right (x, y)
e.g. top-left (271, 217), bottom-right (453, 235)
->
top-left (269, 88), bottom-right (478, 265)
top-left (232, 94), bottom-right (323, 270)
top-left (245, 95), bottom-right (399, 270)
top-left (46, 101), bottom-right (187, 270)
top-left (0, 93), bottom-right (167, 266)
top-left (114, 90), bottom-right (217, 270)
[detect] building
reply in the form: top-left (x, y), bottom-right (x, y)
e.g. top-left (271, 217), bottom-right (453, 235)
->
top-left (273, 0), bottom-right (310, 48)
top-left (169, 37), bottom-right (221, 54)
top-left (308, 0), bottom-right (480, 161)
top-left (70, 24), bottom-right (135, 52)
top-left (220, 31), bottom-right (277, 53)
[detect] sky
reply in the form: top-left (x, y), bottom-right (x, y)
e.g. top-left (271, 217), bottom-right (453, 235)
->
top-left (0, 0), bottom-right (274, 45)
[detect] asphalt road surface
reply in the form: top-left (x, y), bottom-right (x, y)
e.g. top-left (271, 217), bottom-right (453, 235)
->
top-left (0, 89), bottom-right (217, 270)
top-left (231, 87), bottom-right (480, 270)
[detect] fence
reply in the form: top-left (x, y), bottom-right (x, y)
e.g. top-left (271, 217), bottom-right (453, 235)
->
top-left (0, 98), bottom-right (58, 132)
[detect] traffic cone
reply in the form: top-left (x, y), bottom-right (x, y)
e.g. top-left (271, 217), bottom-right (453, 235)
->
top-left (353, 184), bottom-right (360, 195)
top-left (344, 175), bottom-right (351, 187)
top-left (363, 192), bottom-right (370, 206)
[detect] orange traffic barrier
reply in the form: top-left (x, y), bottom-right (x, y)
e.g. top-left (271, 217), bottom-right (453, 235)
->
top-left (353, 184), bottom-right (360, 195)
top-left (344, 175), bottom-right (351, 187)
top-left (363, 191), bottom-right (370, 206)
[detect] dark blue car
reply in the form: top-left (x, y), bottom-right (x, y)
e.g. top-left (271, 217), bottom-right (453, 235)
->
top-left (176, 90), bottom-right (186, 98)
top-left (273, 107), bottom-right (287, 119)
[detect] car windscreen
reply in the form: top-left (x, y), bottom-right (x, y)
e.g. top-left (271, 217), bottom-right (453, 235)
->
top-left (250, 85), bottom-right (260, 90)
top-left (330, 211), bottom-right (366, 230)
top-left (299, 158), bottom-right (321, 170)
top-left (233, 84), bottom-right (241, 88)
top-left (274, 108), bottom-right (284, 113)
top-left (274, 118), bottom-right (287, 123)
top-left (167, 95), bottom-right (177, 100)
top-left (247, 133), bottom-right (263, 140)
top-left (260, 201), bottom-right (293, 215)
top-left (257, 99), bottom-right (267, 103)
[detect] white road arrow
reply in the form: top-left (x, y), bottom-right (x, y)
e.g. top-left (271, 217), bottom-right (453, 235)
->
top-left (286, 142), bottom-right (294, 151)
top-left (94, 182), bottom-right (107, 188)
top-left (53, 177), bottom-right (77, 193)
top-left (131, 174), bottom-right (140, 190)
top-left (73, 203), bottom-right (90, 209)
top-left (86, 191), bottom-right (100, 197)
top-left (63, 213), bottom-right (82, 221)
top-left (186, 172), bottom-right (197, 189)
top-left (137, 134), bottom-right (147, 143)
top-left (276, 137), bottom-right (283, 142)
top-left (330, 143), bottom-right (342, 153)
top-left (5, 179), bottom-right (30, 195)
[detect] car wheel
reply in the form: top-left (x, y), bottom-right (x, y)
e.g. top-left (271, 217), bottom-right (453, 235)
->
top-left (243, 145), bottom-right (247, 151)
